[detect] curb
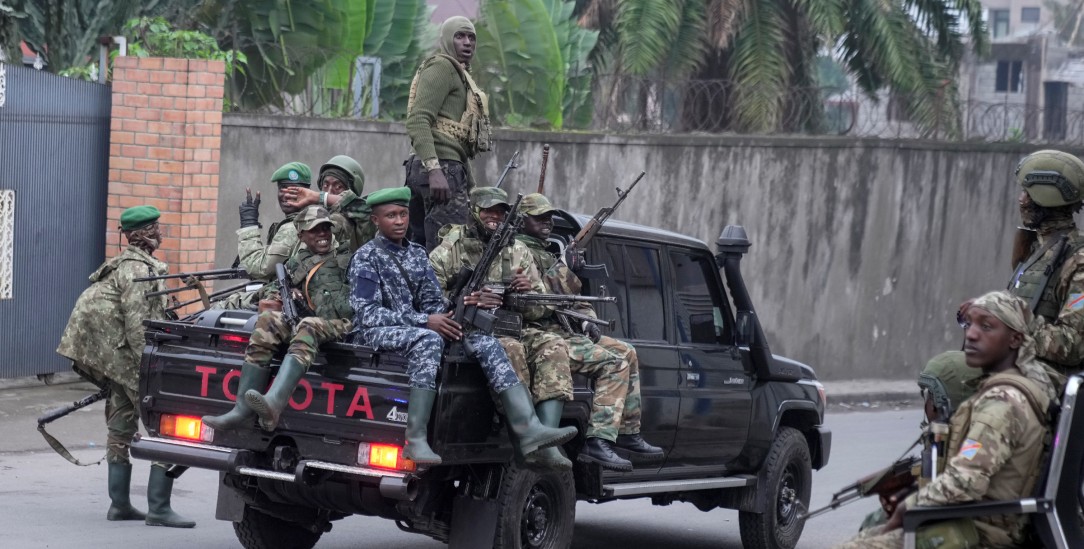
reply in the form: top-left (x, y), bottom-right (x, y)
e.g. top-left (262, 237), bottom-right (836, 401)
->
top-left (0, 372), bottom-right (85, 391)
top-left (828, 391), bottom-right (921, 410)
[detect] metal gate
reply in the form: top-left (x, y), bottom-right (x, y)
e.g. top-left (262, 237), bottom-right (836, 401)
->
top-left (0, 63), bottom-right (111, 379)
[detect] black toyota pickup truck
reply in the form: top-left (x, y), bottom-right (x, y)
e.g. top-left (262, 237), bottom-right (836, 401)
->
top-left (130, 213), bottom-right (831, 549)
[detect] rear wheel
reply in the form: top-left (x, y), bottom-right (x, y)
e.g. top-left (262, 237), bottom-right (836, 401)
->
top-left (233, 505), bottom-right (322, 549)
top-left (493, 465), bottom-right (576, 549)
top-left (739, 427), bottom-right (812, 549)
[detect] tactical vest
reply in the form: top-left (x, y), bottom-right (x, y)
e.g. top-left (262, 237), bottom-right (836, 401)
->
top-left (408, 54), bottom-right (492, 158)
top-left (1009, 230), bottom-right (1084, 320)
top-left (287, 249), bottom-right (352, 321)
top-left (438, 225), bottom-right (514, 284)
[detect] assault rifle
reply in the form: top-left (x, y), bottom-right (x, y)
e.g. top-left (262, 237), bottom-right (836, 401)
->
top-left (565, 171), bottom-right (646, 278)
top-left (276, 263), bottom-right (301, 327)
top-left (38, 378), bottom-right (110, 466)
top-left (504, 293), bottom-right (617, 329)
top-left (802, 442), bottom-right (921, 520)
top-left (136, 267), bottom-right (251, 309)
top-left (494, 150), bottom-right (521, 189)
top-left (447, 194), bottom-right (525, 354)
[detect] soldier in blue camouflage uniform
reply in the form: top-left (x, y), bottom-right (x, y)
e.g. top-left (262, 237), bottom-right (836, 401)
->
top-left (281, 155), bottom-right (377, 253)
top-left (834, 292), bottom-right (1057, 549)
top-left (516, 193), bottom-right (664, 471)
top-left (351, 187), bottom-right (576, 465)
top-left (203, 205), bottom-right (353, 432)
top-left (429, 187), bottom-right (576, 468)
top-left (57, 206), bottom-right (195, 528)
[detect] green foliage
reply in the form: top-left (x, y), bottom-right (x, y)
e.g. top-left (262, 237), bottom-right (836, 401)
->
top-left (364, 0), bottom-right (435, 119)
top-left (0, 0), bottom-right (27, 63)
top-left (544, 0), bottom-right (599, 128)
top-left (123, 17), bottom-right (246, 76)
top-left (16, 0), bottom-right (166, 72)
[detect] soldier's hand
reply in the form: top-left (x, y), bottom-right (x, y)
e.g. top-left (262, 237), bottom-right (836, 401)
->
top-left (465, 290), bottom-right (503, 309)
top-left (564, 247), bottom-right (586, 273)
top-left (239, 188), bottom-right (262, 228)
top-left (584, 322), bottom-right (602, 343)
top-left (879, 486), bottom-right (914, 516)
top-left (428, 169), bottom-right (451, 204)
top-left (282, 186), bottom-right (321, 209)
top-left (509, 268), bottom-right (532, 293)
top-left (879, 500), bottom-right (907, 534)
top-left (428, 312), bottom-right (463, 341)
top-left (956, 298), bottom-right (974, 326)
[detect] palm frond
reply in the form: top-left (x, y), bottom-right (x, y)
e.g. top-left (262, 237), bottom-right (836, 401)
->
top-left (728, 0), bottom-right (790, 131)
top-left (662, 0), bottom-right (708, 77)
top-left (615, 0), bottom-right (682, 75)
top-left (706, 0), bottom-right (747, 49)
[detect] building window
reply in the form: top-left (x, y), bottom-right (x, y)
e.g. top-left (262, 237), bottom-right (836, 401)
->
top-left (991, 9), bottom-right (1010, 38)
top-left (1021, 7), bottom-right (1040, 24)
top-left (995, 60), bottom-right (1024, 93)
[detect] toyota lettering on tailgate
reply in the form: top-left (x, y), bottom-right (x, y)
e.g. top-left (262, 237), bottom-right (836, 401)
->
top-left (194, 366), bottom-right (374, 419)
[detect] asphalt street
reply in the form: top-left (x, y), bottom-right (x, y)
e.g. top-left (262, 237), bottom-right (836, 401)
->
top-left (0, 381), bottom-right (922, 548)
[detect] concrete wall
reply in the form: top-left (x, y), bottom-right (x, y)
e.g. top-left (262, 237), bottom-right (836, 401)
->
top-left (218, 114), bottom-right (1080, 381)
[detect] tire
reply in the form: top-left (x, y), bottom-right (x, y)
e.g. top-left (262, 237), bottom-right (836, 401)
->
top-left (739, 426), bottom-right (812, 549)
top-left (233, 505), bottom-right (322, 549)
top-left (493, 465), bottom-right (576, 549)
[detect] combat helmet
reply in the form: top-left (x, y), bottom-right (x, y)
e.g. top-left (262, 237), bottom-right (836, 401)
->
top-left (319, 155), bottom-right (365, 194)
top-left (1015, 150), bottom-right (1084, 207)
top-left (917, 351), bottom-right (983, 420)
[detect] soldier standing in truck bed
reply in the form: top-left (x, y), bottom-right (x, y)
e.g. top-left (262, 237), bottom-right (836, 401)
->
top-left (57, 205), bottom-right (195, 528)
top-left (349, 187), bottom-right (576, 465)
top-left (515, 193), bottom-right (664, 471)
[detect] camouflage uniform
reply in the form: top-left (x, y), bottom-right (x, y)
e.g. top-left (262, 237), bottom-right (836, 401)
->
top-left (429, 223), bottom-right (572, 401)
top-left (57, 245), bottom-right (168, 463)
top-left (237, 215), bottom-right (301, 282)
top-left (351, 234), bottom-right (518, 392)
top-left (320, 155), bottom-right (377, 254)
top-left (835, 292), bottom-right (1056, 549)
top-left (517, 233), bottom-right (641, 440)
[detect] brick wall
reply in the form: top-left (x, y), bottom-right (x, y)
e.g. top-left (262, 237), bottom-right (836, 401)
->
top-left (106, 57), bottom-right (224, 283)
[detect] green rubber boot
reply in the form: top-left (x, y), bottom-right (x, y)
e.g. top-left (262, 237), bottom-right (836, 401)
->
top-left (145, 466), bottom-right (195, 528)
top-left (403, 388), bottom-right (442, 466)
top-left (245, 355), bottom-right (306, 431)
top-left (106, 462), bottom-right (146, 521)
top-left (525, 400), bottom-right (573, 470)
top-left (202, 362), bottom-right (269, 430)
top-left (500, 385), bottom-right (578, 457)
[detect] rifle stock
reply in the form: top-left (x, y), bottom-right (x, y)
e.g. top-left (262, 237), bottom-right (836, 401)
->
top-left (538, 144), bottom-right (550, 194)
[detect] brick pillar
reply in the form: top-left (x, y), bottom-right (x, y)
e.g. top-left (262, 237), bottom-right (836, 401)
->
top-left (106, 57), bottom-right (224, 279)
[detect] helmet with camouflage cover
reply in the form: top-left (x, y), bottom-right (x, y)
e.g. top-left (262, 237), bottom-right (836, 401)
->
top-left (319, 155), bottom-right (365, 194)
top-left (1015, 150), bottom-right (1084, 207)
top-left (917, 351), bottom-right (983, 420)
top-left (519, 193), bottom-right (555, 216)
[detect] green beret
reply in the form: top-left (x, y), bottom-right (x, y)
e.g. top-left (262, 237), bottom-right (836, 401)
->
top-left (470, 186), bottom-right (510, 209)
top-left (366, 187), bottom-right (412, 208)
top-left (119, 205), bottom-right (160, 231)
top-left (519, 193), bottom-right (555, 216)
top-left (294, 205), bottom-right (332, 232)
top-left (271, 162), bottom-right (312, 187)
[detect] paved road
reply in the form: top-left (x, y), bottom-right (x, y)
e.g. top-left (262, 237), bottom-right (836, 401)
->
top-left (0, 382), bottom-right (921, 548)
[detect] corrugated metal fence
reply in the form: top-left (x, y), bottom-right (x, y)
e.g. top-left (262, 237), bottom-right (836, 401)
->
top-left (0, 64), bottom-right (111, 379)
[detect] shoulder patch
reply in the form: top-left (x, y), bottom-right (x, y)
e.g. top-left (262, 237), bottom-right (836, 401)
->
top-left (1065, 293), bottom-right (1084, 312)
top-left (958, 439), bottom-right (983, 460)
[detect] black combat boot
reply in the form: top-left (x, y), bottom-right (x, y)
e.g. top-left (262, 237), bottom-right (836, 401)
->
top-left (403, 388), bottom-right (442, 466)
top-left (145, 466), bottom-right (196, 528)
top-left (578, 437), bottom-right (633, 472)
top-left (106, 462), bottom-right (146, 521)
top-left (525, 400), bottom-right (572, 470)
top-left (499, 385), bottom-right (578, 456)
top-left (245, 355), bottom-right (306, 431)
top-left (614, 433), bottom-right (665, 463)
top-left (202, 362), bottom-right (269, 430)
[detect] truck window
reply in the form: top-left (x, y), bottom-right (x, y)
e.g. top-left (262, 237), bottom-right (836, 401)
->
top-left (602, 242), bottom-right (666, 341)
top-left (669, 250), bottom-right (730, 345)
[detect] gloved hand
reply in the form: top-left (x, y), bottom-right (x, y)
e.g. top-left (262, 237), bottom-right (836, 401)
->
top-left (239, 188), bottom-right (261, 228)
top-left (564, 247), bottom-right (586, 273)
top-left (584, 322), bottom-right (602, 343)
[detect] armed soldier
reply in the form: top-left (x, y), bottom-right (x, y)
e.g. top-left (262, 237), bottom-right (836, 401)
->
top-left (56, 206), bottom-right (195, 528)
top-left (236, 161), bottom-right (312, 281)
top-left (350, 187), bottom-right (576, 465)
top-left (834, 291), bottom-right (1058, 549)
top-left (515, 193), bottom-right (663, 471)
top-left (405, 15), bottom-right (493, 251)
top-left (999, 150), bottom-right (1084, 373)
top-left (282, 154), bottom-right (376, 253)
top-left (203, 206), bottom-right (353, 432)
top-left (429, 187), bottom-right (576, 468)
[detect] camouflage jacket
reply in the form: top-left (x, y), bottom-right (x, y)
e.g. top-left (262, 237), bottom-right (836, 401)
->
top-left (56, 246), bottom-right (168, 393)
top-left (1013, 227), bottom-right (1084, 371)
top-left (516, 234), bottom-right (598, 327)
top-left (238, 213), bottom-right (300, 282)
top-left (329, 191), bottom-right (377, 253)
top-left (428, 224), bottom-right (547, 321)
top-left (350, 235), bottom-right (446, 328)
top-left (909, 370), bottom-right (1051, 546)
top-left (285, 245), bottom-right (352, 321)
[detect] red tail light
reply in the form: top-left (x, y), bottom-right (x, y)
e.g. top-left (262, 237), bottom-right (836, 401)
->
top-left (358, 443), bottom-right (416, 472)
top-left (220, 334), bottom-right (249, 344)
top-left (160, 414), bottom-right (213, 442)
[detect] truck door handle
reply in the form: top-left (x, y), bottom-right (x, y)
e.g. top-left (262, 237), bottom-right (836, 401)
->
top-left (685, 372), bottom-right (700, 387)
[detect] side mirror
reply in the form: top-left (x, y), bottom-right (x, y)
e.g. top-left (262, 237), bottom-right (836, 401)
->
top-left (735, 311), bottom-right (755, 347)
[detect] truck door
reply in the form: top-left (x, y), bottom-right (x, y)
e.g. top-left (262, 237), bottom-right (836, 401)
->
top-left (667, 248), bottom-right (752, 467)
top-left (590, 241), bottom-right (681, 465)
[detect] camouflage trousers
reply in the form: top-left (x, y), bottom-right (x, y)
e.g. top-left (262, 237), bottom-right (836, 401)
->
top-left (502, 327), bottom-right (572, 403)
top-left (245, 311), bottom-right (352, 369)
top-left (832, 528), bottom-right (902, 549)
top-left (209, 288), bottom-right (261, 310)
top-left (105, 380), bottom-right (140, 464)
top-left (358, 327), bottom-right (520, 392)
top-left (578, 335), bottom-right (643, 440)
top-left (406, 157), bottom-right (470, 252)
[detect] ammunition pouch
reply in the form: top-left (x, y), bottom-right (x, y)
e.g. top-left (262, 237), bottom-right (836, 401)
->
top-left (492, 310), bottom-right (523, 338)
top-left (916, 518), bottom-right (980, 549)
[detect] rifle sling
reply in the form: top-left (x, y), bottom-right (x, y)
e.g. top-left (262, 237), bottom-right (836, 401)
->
top-left (303, 258), bottom-right (331, 311)
top-left (38, 423), bottom-right (107, 467)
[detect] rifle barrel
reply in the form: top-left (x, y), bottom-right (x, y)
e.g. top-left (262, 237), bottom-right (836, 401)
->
top-left (134, 268), bottom-right (248, 283)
